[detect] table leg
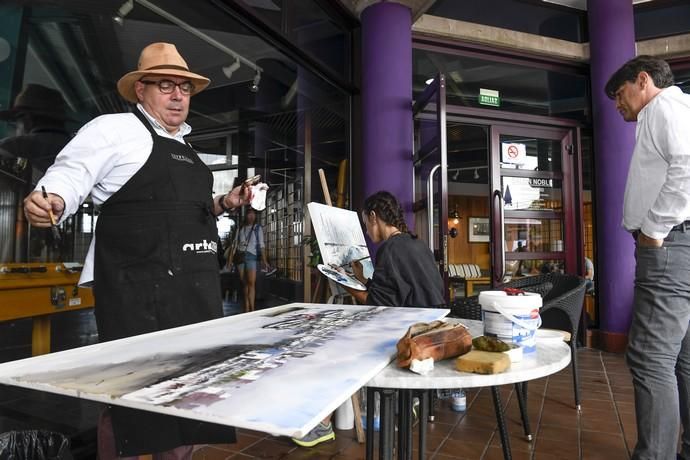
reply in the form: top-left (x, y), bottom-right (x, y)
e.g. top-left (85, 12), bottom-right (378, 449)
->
top-left (32, 316), bottom-right (51, 356)
top-left (418, 390), bottom-right (429, 460)
top-left (366, 387), bottom-right (376, 460)
top-left (380, 389), bottom-right (396, 460)
top-left (428, 390), bottom-right (435, 422)
top-left (491, 386), bottom-right (512, 460)
top-left (515, 382), bottom-right (532, 441)
top-left (397, 389), bottom-right (408, 460)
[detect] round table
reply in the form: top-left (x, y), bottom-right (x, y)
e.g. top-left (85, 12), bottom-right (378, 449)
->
top-left (365, 320), bottom-right (571, 460)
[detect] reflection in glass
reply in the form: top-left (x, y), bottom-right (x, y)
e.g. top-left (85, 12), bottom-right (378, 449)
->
top-left (0, 0), bottom-right (352, 303)
top-left (413, 48), bottom-right (589, 122)
top-left (502, 177), bottom-right (562, 211)
top-left (499, 135), bottom-right (562, 172)
top-left (505, 218), bottom-right (563, 253)
top-left (505, 258), bottom-right (564, 278)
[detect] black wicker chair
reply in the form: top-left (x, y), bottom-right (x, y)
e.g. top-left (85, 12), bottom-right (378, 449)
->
top-left (451, 273), bottom-right (587, 410)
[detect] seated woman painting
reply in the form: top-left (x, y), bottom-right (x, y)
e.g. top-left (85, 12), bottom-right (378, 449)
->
top-left (346, 190), bottom-right (445, 308)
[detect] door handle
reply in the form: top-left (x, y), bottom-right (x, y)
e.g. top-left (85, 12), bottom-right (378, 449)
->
top-left (427, 164), bottom-right (441, 253)
top-left (493, 189), bottom-right (505, 284)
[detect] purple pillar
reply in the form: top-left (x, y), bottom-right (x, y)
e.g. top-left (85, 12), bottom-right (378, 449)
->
top-left (361, 2), bottom-right (413, 224)
top-left (587, 0), bottom-right (637, 350)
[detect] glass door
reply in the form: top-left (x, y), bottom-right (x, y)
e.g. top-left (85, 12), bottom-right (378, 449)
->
top-left (490, 125), bottom-right (578, 284)
top-left (413, 74), bottom-right (449, 303)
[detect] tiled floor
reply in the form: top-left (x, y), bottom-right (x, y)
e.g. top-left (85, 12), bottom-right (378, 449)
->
top-left (191, 348), bottom-right (637, 460)
top-left (0, 308), bottom-right (637, 459)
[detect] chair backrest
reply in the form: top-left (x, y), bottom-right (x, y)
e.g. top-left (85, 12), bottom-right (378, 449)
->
top-left (499, 273), bottom-right (586, 334)
top-left (449, 263), bottom-right (482, 279)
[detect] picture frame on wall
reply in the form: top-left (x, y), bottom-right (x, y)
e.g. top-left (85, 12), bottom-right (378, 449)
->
top-left (468, 217), bottom-right (490, 243)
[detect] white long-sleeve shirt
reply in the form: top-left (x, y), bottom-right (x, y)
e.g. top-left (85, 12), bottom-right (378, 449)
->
top-left (37, 104), bottom-right (192, 285)
top-left (622, 86), bottom-right (690, 239)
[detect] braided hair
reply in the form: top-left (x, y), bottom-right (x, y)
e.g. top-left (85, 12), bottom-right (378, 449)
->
top-left (363, 191), bottom-right (416, 238)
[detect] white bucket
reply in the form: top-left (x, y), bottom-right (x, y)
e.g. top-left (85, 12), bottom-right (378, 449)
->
top-left (334, 399), bottom-right (354, 430)
top-left (479, 290), bottom-right (542, 353)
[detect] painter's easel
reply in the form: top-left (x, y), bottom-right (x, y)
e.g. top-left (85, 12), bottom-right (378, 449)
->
top-left (316, 168), bottom-right (365, 443)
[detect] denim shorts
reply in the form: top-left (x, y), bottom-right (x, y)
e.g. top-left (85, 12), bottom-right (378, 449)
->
top-left (239, 252), bottom-right (258, 271)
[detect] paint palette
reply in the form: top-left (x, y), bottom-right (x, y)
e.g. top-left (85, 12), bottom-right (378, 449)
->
top-left (317, 264), bottom-right (367, 291)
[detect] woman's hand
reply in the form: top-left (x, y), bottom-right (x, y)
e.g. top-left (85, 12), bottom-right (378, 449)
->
top-left (351, 260), bottom-right (366, 284)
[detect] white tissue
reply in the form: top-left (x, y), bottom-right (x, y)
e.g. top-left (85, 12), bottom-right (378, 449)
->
top-left (503, 345), bottom-right (523, 363)
top-left (409, 358), bottom-right (434, 375)
top-left (250, 183), bottom-right (269, 211)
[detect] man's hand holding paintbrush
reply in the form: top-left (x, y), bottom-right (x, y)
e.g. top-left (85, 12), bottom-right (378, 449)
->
top-left (23, 187), bottom-right (65, 232)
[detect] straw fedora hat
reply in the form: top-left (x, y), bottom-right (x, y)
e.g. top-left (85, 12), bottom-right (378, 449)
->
top-left (0, 84), bottom-right (68, 121)
top-left (117, 42), bottom-right (210, 103)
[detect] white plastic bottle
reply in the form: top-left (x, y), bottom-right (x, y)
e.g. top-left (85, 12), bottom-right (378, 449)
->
top-left (451, 389), bottom-right (466, 412)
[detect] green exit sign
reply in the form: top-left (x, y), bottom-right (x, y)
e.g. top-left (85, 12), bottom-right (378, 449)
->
top-left (479, 88), bottom-right (500, 107)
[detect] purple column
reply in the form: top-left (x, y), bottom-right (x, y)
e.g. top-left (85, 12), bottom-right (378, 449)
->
top-left (587, 0), bottom-right (637, 350)
top-left (361, 2), bottom-right (413, 224)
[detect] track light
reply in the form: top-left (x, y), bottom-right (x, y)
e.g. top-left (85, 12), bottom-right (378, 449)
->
top-left (250, 71), bottom-right (261, 93)
top-left (473, 168), bottom-right (480, 180)
top-left (113, 0), bottom-right (133, 25)
top-left (222, 58), bottom-right (241, 79)
top-left (281, 79), bottom-right (298, 108)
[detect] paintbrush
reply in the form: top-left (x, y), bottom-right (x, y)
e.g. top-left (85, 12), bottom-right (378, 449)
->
top-left (41, 186), bottom-right (61, 244)
top-left (338, 255), bottom-right (370, 268)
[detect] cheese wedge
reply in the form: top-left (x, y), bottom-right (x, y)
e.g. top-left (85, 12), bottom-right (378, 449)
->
top-left (456, 350), bottom-right (511, 374)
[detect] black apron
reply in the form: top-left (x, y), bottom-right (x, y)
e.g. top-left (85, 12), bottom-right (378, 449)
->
top-left (94, 110), bottom-right (235, 455)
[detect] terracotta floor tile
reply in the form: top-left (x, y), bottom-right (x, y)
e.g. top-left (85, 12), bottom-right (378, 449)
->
top-left (189, 348), bottom-right (636, 459)
top-left (482, 446), bottom-right (533, 460)
top-left (534, 436), bottom-right (579, 457)
top-left (192, 446), bottom-right (234, 460)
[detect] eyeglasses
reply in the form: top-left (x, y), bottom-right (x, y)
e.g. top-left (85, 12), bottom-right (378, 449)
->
top-left (140, 79), bottom-right (194, 95)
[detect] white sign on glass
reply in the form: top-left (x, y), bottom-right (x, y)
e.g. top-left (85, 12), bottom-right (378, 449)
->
top-left (501, 142), bottom-right (527, 164)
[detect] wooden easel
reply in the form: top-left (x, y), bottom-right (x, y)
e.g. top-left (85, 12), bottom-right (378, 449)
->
top-left (317, 168), bottom-right (365, 443)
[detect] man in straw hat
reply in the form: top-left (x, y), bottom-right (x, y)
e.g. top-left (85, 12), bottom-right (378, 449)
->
top-left (23, 42), bottom-right (251, 459)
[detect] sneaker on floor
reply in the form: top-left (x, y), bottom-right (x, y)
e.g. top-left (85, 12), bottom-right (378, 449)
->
top-left (291, 422), bottom-right (335, 447)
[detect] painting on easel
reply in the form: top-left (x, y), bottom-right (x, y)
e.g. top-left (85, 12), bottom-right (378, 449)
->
top-left (307, 202), bottom-right (374, 280)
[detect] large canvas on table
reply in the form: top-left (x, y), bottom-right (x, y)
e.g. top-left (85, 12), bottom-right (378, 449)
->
top-left (0, 303), bottom-right (447, 437)
top-left (307, 202), bottom-right (374, 278)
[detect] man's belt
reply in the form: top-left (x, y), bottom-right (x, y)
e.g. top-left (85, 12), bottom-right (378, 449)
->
top-left (632, 221), bottom-right (690, 240)
top-left (670, 220), bottom-right (690, 232)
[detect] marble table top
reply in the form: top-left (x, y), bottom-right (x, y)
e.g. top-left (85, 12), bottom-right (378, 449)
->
top-left (367, 319), bottom-right (571, 389)
top-left (0, 303), bottom-right (448, 438)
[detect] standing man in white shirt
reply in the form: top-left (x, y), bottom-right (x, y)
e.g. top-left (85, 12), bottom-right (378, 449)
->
top-left (606, 55), bottom-right (690, 460)
top-left (23, 42), bottom-right (250, 460)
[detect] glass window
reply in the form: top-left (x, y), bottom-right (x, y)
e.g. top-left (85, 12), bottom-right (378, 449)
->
top-left (673, 66), bottom-right (690, 95)
top-left (238, 0), bottom-right (351, 80)
top-left (502, 177), bottom-right (563, 212)
top-left (499, 135), bottom-right (562, 172)
top-left (413, 48), bottom-right (590, 122)
top-left (634, 3), bottom-right (690, 41)
top-left (505, 218), bottom-right (563, 253)
top-left (0, 0), bottom-right (351, 305)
